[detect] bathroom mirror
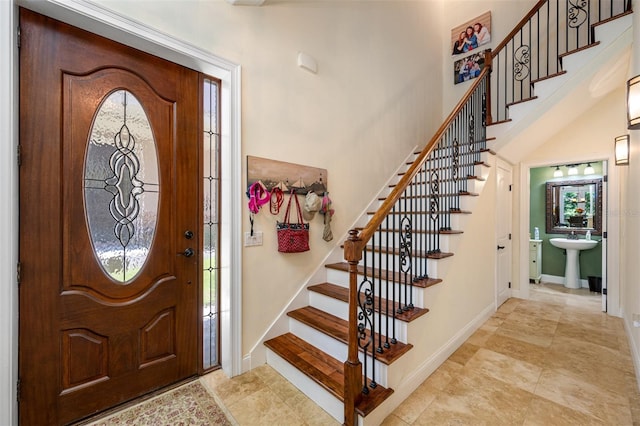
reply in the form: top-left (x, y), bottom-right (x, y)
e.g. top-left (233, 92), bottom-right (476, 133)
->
top-left (545, 178), bottom-right (602, 235)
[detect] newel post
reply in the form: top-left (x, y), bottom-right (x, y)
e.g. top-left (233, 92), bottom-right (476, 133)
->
top-left (343, 229), bottom-right (363, 426)
top-left (484, 49), bottom-right (493, 125)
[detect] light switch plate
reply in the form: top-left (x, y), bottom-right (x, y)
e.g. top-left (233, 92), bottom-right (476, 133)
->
top-left (244, 231), bottom-right (263, 247)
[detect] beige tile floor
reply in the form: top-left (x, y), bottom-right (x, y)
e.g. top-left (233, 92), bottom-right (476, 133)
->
top-left (200, 283), bottom-right (640, 425)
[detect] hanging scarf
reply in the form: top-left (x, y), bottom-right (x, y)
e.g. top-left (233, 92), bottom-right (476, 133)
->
top-left (247, 181), bottom-right (270, 214)
top-left (270, 187), bottom-right (284, 215)
top-left (320, 192), bottom-right (334, 242)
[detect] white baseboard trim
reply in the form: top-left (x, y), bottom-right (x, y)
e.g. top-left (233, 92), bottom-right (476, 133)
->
top-left (242, 354), bottom-right (252, 374)
top-left (623, 318), bottom-right (640, 392)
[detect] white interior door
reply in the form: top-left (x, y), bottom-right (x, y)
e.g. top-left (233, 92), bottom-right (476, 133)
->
top-left (496, 159), bottom-right (513, 307)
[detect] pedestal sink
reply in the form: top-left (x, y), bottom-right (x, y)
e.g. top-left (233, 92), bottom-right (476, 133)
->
top-left (549, 238), bottom-right (598, 289)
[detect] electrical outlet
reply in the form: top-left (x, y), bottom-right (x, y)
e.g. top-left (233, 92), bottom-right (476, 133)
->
top-left (244, 231), bottom-right (263, 247)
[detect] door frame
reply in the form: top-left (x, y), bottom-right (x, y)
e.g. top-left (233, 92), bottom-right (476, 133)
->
top-left (2, 2), bottom-right (243, 423)
top-left (1, 2), bottom-right (19, 425)
top-left (518, 159), bottom-right (620, 316)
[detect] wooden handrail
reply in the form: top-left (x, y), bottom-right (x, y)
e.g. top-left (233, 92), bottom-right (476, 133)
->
top-left (348, 64), bottom-right (491, 250)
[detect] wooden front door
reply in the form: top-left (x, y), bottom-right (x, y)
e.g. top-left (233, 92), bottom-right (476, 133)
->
top-left (19, 9), bottom-right (200, 424)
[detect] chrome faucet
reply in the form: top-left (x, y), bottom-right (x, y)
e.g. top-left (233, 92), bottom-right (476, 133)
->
top-left (567, 230), bottom-right (578, 240)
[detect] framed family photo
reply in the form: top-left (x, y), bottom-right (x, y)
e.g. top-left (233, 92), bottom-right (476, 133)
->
top-left (454, 53), bottom-right (485, 85)
top-left (451, 11), bottom-right (491, 56)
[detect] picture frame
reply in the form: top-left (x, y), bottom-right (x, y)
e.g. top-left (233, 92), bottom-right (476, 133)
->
top-left (451, 11), bottom-right (492, 56)
top-left (454, 52), bottom-right (485, 85)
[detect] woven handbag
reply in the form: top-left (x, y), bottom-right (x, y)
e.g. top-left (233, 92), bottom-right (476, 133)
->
top-left (276, 192), bottom-right (310, 253)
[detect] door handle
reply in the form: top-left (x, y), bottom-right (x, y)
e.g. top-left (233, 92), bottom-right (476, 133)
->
top-left (497, 245), bottom-right (505, 250)
top-left (179, 248), bottom-right (195, 257)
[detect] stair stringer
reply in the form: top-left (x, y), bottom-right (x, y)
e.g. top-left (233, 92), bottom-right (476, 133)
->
top-left (488, 14), bottom-right (632, 162)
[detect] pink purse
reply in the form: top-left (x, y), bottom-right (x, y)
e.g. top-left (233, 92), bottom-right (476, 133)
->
top-left (276, 192), bottom-right (310, 253)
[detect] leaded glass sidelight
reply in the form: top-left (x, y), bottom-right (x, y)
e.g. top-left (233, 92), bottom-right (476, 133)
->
top-left (84, 90), bottom-right (159, 283)
top-left (203, 77), bottom-right (220, 370)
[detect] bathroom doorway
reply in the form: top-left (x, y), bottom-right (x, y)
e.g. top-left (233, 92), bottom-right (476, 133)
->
top-left (523, 161), bottom-right (609, 312)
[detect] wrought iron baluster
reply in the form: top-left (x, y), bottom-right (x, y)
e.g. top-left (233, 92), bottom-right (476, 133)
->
top-left (374, 228), bottom-right (382, 355)
top-left (384, 217), bottom-right (392, 349)
top-left (358, 246), bottom-right (373, 394)
top-left (387, 203), bottom-right (402, 344)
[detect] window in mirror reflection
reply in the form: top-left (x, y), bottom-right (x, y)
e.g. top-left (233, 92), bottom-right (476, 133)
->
top-left (558, 185), bottom-right (594, 228)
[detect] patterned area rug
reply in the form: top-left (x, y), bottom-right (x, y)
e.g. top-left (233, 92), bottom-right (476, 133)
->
top-left (90, 380), bottom-right (235, 425)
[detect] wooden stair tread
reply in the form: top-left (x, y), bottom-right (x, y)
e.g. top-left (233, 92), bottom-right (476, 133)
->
top-left (531, 70), bottom-right (567, 85)
top-left (288, 306), bottom-right (413, 365)
top-left (326, 261), bottom-right (443, 289)
top-left (265, 332), bottom-right (344, 399)
top-left (308, 282), bottom-right (429, 323)
top-left (366, 209), bottom-right (469, 215)
top-left (391, 175), bottom-right (486, 188)
top-left (559, 40), bottom-right (600, 59)
top-left (398, 161), bottom-right (485, 174)
top-left (264, 333), bottom-right (393, 416)
top-left (414, 142), bottom-right (493, 155)
top-left (378, 191), bottom-right (478, 202)
top-left (486, 118), bottom-right (512, 126)
top-left (354, 226), bottom-right (465, 235)
top-left (592, 10), bottom-right (632, 28)
top-left (362, 245), bottom-right (454, 260)
top-left (506, 96), bottom-right (538, 108)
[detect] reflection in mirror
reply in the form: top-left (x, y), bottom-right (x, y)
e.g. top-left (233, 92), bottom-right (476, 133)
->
top-left (545, 178), bottom-right (602, 235)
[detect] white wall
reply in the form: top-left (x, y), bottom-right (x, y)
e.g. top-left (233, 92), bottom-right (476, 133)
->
top-left (0, 1), bottom-right (18, 425)
top-left (622, 0), bottom-right (640, 387)
top-left (89, 0), bottom-right (444, 356)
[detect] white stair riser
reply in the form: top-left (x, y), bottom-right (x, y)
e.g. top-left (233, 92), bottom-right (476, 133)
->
top-left (594, 13), bottom-right (632, 46)
top-left (400, 174), bottom-right (485, 193)
top-left (309, 291), bottom-right (407, 342)
top-left (373, 231), bottom-right (461, 251)
top-left (359, 252), bottom-right (447, 279)
top-left (308, 292), bottom-right (408, 341)
top-left (372, 194), bottom-right (476, 214)
top-left (266, 349), bottom-right (343, 423)
top-left (288, 318), bottom-right (389, 387)
top-left (325, 269), bottom-right (427, 309)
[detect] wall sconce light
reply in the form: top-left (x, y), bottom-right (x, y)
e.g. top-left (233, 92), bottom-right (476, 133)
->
top-left (553, 166), bottom-right (563, 177)
top-left (567, 165), bottom-right (579, 175)
top-left (583, 163), bottom-right (595, 175)
top-left (615, 134), bottom-right (630, 165)
top-left (628, 75), bottom-right (640, 130)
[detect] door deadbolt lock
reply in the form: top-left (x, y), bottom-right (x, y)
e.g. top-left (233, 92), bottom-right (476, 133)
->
top-left (180, 248), bottom-right (195, 257)
top-left (184, 230), bottom-right (194, 239)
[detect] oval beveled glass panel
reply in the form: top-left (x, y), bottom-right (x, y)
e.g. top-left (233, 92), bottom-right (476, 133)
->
top-left (84, 90), bottom-right (159, 284)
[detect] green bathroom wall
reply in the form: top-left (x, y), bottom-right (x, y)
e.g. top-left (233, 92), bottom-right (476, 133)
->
top-left (529, 163), bottom-right (603, 280)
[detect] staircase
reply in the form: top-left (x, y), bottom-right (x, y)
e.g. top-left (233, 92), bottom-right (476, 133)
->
top-left (264, 133), bottom-right (494, 424)
top-left (263, 1), bottom-right (632, 424)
